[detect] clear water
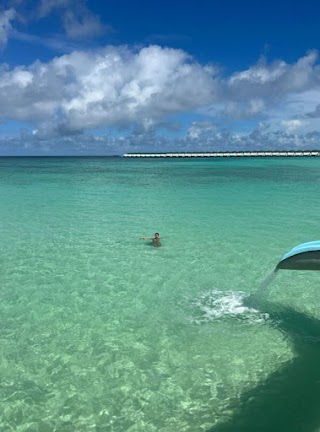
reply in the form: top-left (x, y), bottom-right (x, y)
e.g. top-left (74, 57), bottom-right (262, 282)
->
top-left (1, 157), bottom-right (320, 431)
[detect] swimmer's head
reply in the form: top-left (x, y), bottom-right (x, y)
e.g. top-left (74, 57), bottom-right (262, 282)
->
top-left (155, 233), bottom-right (159, 238)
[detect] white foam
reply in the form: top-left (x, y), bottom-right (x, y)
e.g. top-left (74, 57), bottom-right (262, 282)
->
top-left (188, 289), bottom-right (270, 324)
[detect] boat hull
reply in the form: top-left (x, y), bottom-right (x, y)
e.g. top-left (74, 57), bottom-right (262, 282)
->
top-left (277, 250), bottom-right (320, 270)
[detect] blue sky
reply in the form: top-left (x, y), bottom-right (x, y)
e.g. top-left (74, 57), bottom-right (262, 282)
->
top-left (1, 0), bottom-right (320, 155)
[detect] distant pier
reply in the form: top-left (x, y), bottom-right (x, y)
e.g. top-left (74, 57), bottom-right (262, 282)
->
top-left (123, 151), bottom-right (320, 158)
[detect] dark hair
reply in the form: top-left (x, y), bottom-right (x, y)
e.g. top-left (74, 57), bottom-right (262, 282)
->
top-left (155, 233), bottom-right (159, 236)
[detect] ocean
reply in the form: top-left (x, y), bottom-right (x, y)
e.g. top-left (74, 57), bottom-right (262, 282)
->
top-left (1, 156), bottom-right (320, 431)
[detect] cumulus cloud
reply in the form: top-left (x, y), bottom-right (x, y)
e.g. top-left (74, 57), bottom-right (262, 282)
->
top-left (0, 8), bottom-right (15, 47)
top-left (228, 51), bottom-right (319, 97)
top-left (281, 119), bottom-right (306, 133)
top-left (2, 123), bottom-right (320, 155)
top-left (0, 45), bottom-right (217, 136)
top-left (182, 123), bottom-right (320, 152)
top-left (205, 51), bottom-right (320, 122)
top-left (1, 45), bottom-right (320, 152)
top-left (187, 121), bottom-right (217, 139)
top-left (252, 88), bottom-right (320, 134)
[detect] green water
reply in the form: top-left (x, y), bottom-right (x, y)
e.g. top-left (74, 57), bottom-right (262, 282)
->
top-left (1, 157), bottom-right (320, 431)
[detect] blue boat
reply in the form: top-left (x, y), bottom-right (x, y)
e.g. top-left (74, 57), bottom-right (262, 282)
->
top-left (276, 241), bottom-right (320, 271)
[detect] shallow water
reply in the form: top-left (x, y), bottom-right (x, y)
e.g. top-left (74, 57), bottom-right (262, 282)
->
top-left (1, 157), bottom-right (320, 431)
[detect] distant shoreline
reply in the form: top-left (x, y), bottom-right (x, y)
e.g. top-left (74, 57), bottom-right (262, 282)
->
top-left (0, 151), bottom-right (319, 158)
top-left (123, 151), bottom-right (320, 158)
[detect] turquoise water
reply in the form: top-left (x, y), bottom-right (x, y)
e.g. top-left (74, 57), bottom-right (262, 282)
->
top-left (1, 157), bottom-right (320, 431)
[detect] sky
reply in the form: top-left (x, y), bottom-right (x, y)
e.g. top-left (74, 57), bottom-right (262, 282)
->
top-left (0, 0), bottom-right (320, 155)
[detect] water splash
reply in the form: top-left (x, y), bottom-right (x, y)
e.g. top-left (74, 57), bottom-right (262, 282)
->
top-left (187, 290), bottom-right (270, 325)
top-left (184, 270), bottom-right (278, 325)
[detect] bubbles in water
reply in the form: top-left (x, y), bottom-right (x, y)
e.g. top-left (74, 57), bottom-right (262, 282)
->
top-left (187, 289), bottom-right (270, 325)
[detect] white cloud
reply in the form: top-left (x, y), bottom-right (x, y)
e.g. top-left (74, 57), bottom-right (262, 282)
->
top-left (0, 45), bottom-right (217, 135)
top-left (2, 124), bottom-right (320, 155)
top-left (228, 51), bottom-right (319, 95)
top-left (257, 89), bottom-right (320, 134)
top-left (0, 8), bottom-right (15, 47)
top-left (229, 59), bottom-right (287, 85)
top-left (281, 119), bottom-right (306, 133)
top-left (212, 51), bottom-right (320, 121)
top-left (1, 46), bottom-right (320, 151)
top-left (187, 121), bottom-right (216, 139)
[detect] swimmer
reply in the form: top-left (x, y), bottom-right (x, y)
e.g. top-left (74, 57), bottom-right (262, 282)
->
top-left (139, 232), bottom-right (161, 247)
